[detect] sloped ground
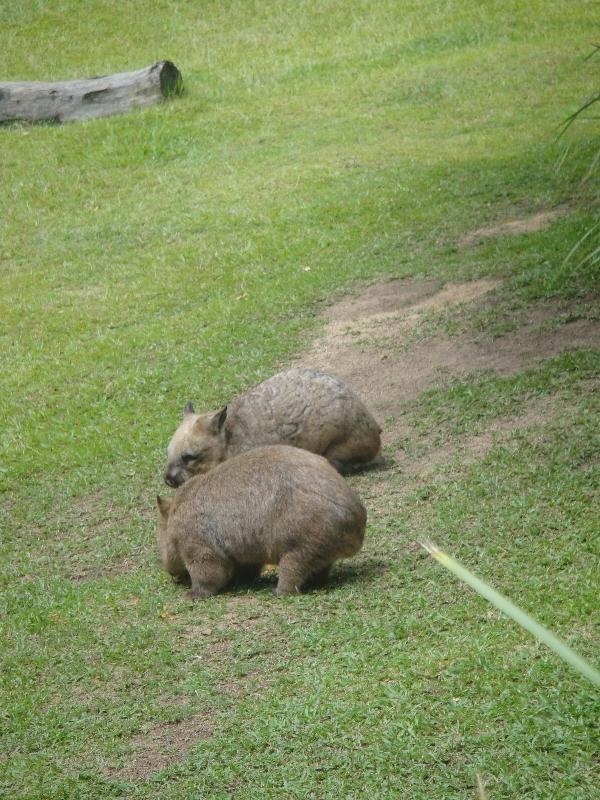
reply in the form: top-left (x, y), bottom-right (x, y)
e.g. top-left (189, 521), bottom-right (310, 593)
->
top-left (106, 264), bottom-right (600, 788)
top-left (294, 275), bottom-right (600, 454)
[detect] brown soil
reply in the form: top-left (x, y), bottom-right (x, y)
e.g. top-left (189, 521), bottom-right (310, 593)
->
top-left (183, 627), bottom-right (233, 660)
top-left (292, 278), bottom-right (600, 449)
top-left (458, 206), bottom-right (569, 246)
top-left (70, 558), bottom-right (138, 582)
top-left (400, 398), bottom-right (558, 480)
top-left (109, 712), bottom-right (214, 781)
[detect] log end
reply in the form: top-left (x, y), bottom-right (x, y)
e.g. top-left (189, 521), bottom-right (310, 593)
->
top-left (156, 61), bottom-right (184, 98)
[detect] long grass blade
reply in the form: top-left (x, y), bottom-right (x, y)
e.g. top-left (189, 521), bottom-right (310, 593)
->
top-left (573, 241), bottom-right (600, 270)
top-left (476, 774), bottom-right (487, 800)
top-left (554, 141), bottom-right (572, 174)
top-left (420, 541), bottom-right (600, 689)
top-left (561, 220), bottom-right (600, 266)
top-left (583, 43), bottom-right (600, 61)
top-left (558, 91), bottom-right (600, 138)
top-left (582, 146), bottom-right (600, 182)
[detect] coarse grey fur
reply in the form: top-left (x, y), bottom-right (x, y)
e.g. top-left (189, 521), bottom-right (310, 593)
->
top-left (157, 445), bottom-right (366, 598)
top-left (164, 368), bottom-right (381, 487)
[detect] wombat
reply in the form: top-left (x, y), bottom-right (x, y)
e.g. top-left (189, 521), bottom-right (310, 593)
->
top-left (157, 445), bottom-right (366, 598)
top-left (164, 368), bottom-right (381, 488)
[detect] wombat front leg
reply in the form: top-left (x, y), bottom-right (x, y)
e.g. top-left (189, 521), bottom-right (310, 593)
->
top-left (276, 552), bottom-right (316, 596)
top-left (161, 540), bottom-right (188, 583)
top-left (324, 435), bottom-right (380, 471)
top-left (186, 551), bottom-right (234, 600)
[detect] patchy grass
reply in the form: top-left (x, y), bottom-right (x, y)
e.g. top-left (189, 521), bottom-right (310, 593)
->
top-left (410, 350), bottom-right (600, 438)
top-left (1, 2), bottom-right (599, 799)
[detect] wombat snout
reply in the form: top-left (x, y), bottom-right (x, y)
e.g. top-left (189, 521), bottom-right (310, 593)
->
top-left (164, 468), bottom-right (183, 488)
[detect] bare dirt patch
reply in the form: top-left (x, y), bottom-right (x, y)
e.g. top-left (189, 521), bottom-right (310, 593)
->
top-left (400, 398), bottom-right (559, 481)
top-left (355, 397), bottom-right (560, 512)
top-left (314, 278), bottom-right (500, 347)
top-left (458, 206), bottom-right (569, 246)
top-left (218, 669), bottom-right (271, 700)
top-left (109, 712), bottom-right (214, 781)
top-left (45, 490), bottom-right (149, 582)
top-left (70, 557), bottom-right (138, 582)
top-left (72, 489), bottom-right (109, 515)
top-left (221, 607), bottom-right (264, 631)
top-left (293, 277), bottom-right (600, 502)
top-left (49, 490), bottom-right (115, 543)
top-left (183, 626), bottom-right (233, 661)
top-left (323, 278), bottom-right (442, 321)
top-left (293, 279), bottom-right (600, 445)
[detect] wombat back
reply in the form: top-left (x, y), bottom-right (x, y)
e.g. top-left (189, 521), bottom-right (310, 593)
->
top-left (229, 368), bottom-right (380, 460)
top-left (164, 368), bottom-right (381, 488)
top-left (160, 445), bottom-right (366, 598)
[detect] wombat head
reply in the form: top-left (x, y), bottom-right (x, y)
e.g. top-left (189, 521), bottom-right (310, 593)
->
top-left (164, 403), bottom-right (228, 488)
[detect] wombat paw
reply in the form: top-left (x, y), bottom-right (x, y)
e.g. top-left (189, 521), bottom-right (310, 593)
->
top-left (186, 588), bottom-right (216, 601)
top-left (274, 585), bottom-right (301, 597)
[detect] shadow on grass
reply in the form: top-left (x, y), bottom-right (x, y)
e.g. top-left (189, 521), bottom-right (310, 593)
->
top-left (166, 556), bottom-right (388, 598)
top-left (338, 455), bottom-right (392, 476)
top-left (324, 556), bottom-right (390, 590)
top-left (245, 556), bottom-right (389, 595)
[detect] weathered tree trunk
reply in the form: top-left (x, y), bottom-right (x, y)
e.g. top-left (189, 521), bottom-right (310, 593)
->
top-left (0, 61), bottom-right (183, 124)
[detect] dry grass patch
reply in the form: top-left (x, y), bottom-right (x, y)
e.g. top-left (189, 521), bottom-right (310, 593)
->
top-left (458, 206), bottom-right (570, 246)
top-left (108, 711), bottom-right (214, 782)
top-left (70, 557), bottom-right (138, 582)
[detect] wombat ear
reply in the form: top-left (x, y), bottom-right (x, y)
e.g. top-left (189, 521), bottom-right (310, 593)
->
top-left (157, 495), bottom-right (172, 518)
top-left (183, 402), bottom-right (195, 418)
top-left (209, 405), bottom-right (227, 434)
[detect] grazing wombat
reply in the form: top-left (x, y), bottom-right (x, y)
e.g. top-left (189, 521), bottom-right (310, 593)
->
top-left (164, 368), bottom-right (381, 488)
top-left (157, 445), bottom-right (366, 598)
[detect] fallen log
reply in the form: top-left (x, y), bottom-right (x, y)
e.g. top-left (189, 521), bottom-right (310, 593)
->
top-left (0, 60), bottom-right (183, 124)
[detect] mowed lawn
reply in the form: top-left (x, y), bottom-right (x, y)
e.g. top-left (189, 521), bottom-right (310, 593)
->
top-left (1, 2), bottom-right (599, 798)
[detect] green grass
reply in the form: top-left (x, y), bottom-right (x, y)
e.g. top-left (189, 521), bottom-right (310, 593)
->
top-left (1, 2), bottom-right (599, 798)
top-left (409, 350), bottom-right (600, 438)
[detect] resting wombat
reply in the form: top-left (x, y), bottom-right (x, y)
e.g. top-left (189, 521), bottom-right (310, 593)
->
top-left (157, 445), bottom-right (366, 597)
top-left (164, 368), bottom-right (381, 487)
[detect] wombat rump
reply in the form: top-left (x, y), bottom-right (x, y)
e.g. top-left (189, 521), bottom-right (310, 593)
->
top-left (164, 367), bottom-right (381, 487)
top-left (157, 445), bottom-right (366, 598)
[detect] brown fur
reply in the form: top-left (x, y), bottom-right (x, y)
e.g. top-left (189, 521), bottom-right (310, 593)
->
top-left (157, 445), bottom-right (366, 598)
top-left (164, 368), bottom-right (381, 487)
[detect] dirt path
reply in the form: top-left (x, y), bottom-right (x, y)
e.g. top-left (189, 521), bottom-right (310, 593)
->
top-left (293, 277), bottom-right (600, 464)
